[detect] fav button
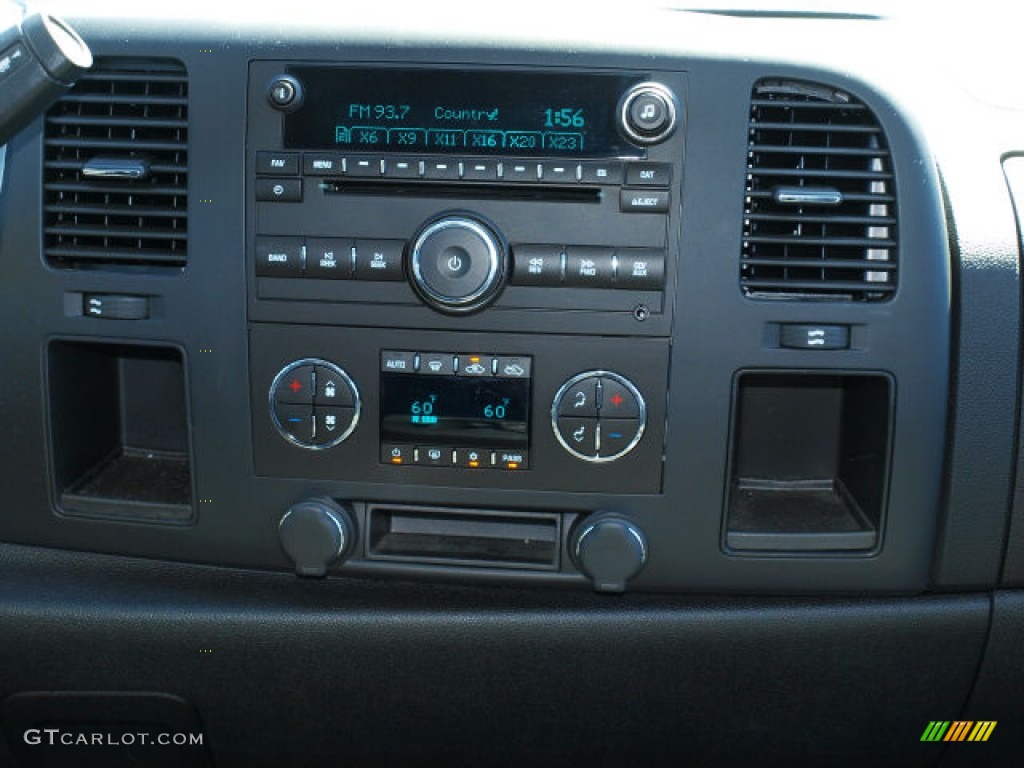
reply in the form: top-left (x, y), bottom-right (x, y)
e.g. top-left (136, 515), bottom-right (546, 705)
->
top-left (256, 151), bottom-right (299, 175)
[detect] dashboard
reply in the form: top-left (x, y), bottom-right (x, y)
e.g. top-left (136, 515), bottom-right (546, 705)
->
top-left (0, 2), bottom-right (1022, 766)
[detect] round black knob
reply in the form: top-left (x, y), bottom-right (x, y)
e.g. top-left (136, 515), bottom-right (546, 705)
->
top-left (408, 214), bottom-right (507, 313)
top-left (571, 514), bottom-right (648, 593)
top-left (278, 498), bottom-right (355, 577)
top-left (267, 74), bottom-right (303, 111)
top-left (619, 82), bottom-right (679, 145)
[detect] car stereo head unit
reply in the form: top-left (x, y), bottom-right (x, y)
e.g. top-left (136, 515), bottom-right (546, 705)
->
top-left (247, 61), bottom-right (685, 333)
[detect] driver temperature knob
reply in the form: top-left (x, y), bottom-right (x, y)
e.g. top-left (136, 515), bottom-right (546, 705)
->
top-left (408, 213), bottom-right (508, 313)
top-left (571, 514), bottom-right (648, 593)
top-left (278, 497), bottom-right (356, 577)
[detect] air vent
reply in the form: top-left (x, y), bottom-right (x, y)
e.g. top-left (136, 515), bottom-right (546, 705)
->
top-left (44, 58), bottom-right (188, 270)
top-left (742, 80), bottom-right (896, 300)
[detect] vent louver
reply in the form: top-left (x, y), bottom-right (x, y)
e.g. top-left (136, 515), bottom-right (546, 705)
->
top-left (43, 58), bottom-right (188, 270)
top-left (742, 80), bottom-right (896, 300)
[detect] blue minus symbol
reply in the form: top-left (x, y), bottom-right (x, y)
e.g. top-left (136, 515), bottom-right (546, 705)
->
top-left (287, 417), bottom-right (304, 424)
top-left (607, 432), bottom-right (624, 439)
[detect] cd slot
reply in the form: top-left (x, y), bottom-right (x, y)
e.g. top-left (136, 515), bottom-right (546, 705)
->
top-left (320, 180), bottom-right (601, 203)
top-left (366, 504), bottom-right (561, 570)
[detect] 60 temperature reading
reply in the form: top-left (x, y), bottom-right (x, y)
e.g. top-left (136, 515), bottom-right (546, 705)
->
top-left (410, 395), bottom-right (438, 424)
top-left (483, 399), bottom-right (510, 420)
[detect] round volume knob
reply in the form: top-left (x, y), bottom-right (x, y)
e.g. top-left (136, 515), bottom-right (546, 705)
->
top-left (408, 214), bottom-right (507, 313)
top-left (618, 82), bottom-right (679, 145)
top-left (571, 514), bottom-right (648, 593)
top-left (278, 498), bottom-right (355, 577)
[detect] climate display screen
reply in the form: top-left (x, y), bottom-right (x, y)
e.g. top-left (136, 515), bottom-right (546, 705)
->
top-left (379, 373), bottom-right (530, 448)
top-left (284, 66), bottom-right (644, 157)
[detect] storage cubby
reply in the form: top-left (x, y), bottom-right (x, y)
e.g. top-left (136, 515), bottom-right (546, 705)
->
top-left (49, 341), bottom-right (193, 522)
top-left (725, 372), bottom-right (891, 552)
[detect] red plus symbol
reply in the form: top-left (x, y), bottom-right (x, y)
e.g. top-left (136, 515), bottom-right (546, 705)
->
top-left (288, 378), bottom-right (303, 394)
top-left (610, 393), bottom-right (624, 408)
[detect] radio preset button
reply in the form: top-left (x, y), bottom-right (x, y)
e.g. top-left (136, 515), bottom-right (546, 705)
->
top-left (504, 162), bottom-right (540, 183)
top-left (381, 350), bottom-right (417, 373)
top-left (511, 245), bottom-right (563, 287)
top-left (305, 238), bottom-right (353, 279)
top-left (423, 160), bottom-right (460, 180)
top-left (353, 239), bottom-right (404, 281)
top-left (565, 247), bottom-right (615, 288)
top-left (539, 162), bottom-right (575, 184)
top-left (347, 156), bottom-right (384, 177)
top-left (463, 159), bottom-right (500, 181)
top-left (303, 153), bottom-right (344, 176)
top-left (255, 237), bottom-right (303, 278)
top-left (620, 189), bottom-right (670, 213)
top-left (256, 178), bottom-right (302, 202)
top-left (615, 248), bottom-right (665, 290)
top-left (385, 158), bottom-right (422, 179)
top-left (556, 417), bottom-right (598, 459)
top-left (625, 162), bottom-right (672, 188)
top-left (257, 151), bottom-right (299, 175)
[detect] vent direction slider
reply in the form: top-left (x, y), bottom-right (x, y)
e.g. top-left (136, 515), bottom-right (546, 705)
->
top-left (773, 186), bottom-right (843, 206)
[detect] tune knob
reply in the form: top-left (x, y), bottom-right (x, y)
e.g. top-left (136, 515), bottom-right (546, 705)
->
top-left (618, 82), bottom-right (680, 145)
top-left (278, 498), bottom-right (356, 577)
top-left (571, 514), bottom-right (649, 593)
top-left (408, 213), bottom-right (508, 313)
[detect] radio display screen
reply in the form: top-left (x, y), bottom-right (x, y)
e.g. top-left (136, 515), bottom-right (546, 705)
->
top-left (379, 372), bottom-right (530, 448)
top-left (284, 66), bottom-right (645, 157)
